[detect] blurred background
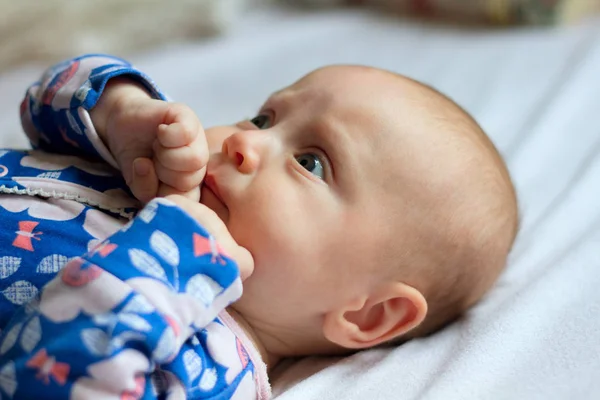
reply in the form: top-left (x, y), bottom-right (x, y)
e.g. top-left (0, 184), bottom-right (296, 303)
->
top-left (1, 0), bottom-right (598, 73)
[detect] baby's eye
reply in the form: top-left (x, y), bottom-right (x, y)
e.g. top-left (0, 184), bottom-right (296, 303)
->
top-left (250, 114), bottom-right (272, 129)
top-left (295, 153), bottom-right (324, 179)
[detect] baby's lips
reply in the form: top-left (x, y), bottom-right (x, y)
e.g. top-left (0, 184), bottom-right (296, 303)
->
top-left (204, 174), bottom-right (225, 204)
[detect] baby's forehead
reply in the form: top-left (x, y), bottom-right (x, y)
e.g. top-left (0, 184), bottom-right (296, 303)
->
top-left (269, 68), bottom-right (395, 118)
top-left (272, 66), bottom-right (440, 118)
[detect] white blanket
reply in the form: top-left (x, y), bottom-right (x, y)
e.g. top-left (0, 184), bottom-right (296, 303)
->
top-left (1, 6), bottom-right (599, 399)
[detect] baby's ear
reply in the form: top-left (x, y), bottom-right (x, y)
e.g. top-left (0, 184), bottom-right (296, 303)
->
top-left (322, 282), bottom-right (428, 349)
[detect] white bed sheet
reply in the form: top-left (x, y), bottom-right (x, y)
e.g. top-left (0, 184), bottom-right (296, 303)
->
top-left (1, 6), bottom-right (599, 399)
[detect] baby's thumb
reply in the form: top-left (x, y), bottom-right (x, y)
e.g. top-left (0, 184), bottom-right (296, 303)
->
top-left (130, 157), bottom-right (159, 204)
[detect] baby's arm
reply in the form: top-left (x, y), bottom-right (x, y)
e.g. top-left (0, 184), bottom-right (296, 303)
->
top-left (20, 54), bottom-right (166, 165)
top-left (21, 54), bottom-right (207, 202)
top-left (0, 197), bottom-right (251, 399)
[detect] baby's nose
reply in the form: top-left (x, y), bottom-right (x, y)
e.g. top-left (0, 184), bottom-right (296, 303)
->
top-left (222, 131), bottom-right (262, 174)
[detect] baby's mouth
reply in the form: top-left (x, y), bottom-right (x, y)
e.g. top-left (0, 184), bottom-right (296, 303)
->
top-left (204, 175), bottom-right (223, 203)
top-left (201, 175), bottom-right (229, 223)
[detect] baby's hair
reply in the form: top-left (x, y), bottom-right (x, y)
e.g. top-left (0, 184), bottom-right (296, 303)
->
top-left (386, 77), bottom-right (519, 343)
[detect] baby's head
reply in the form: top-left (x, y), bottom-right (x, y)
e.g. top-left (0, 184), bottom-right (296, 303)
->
top-left (201, 66), bottom-right (518, 361)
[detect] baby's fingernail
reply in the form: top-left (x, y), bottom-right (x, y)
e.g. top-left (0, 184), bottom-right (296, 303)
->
top-left (133, 159), bottom-right (150, 177)
top-left (159, 124), bottom-right (169, 130)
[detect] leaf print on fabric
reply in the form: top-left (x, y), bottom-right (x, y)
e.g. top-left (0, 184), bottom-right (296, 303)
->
top-left (118, 314), bottom-right (152, 332)
top-left (153, 327), bottom-right (176, 364)
top-left (129, 249), bottom-right (167, 282)
top-left (24, 297), bottom-right (39, 315)
top-left (110, 331), bottom-right (146, 352)
top-left (120, 220), bottom-right (134, 233)
top-left (150, 231), bottom-right (180, 267)
top-left (86, 239), bottom-right (102, 253)
top-left (2, 280), bottom-right (38, 305)
top-left (0, 323), bottom-right (22, 355)
top-left (81, 328), bottom-right (110, 357)
top-left (190, 334), bottom-right (201, 347)
top-left (0, 361), bottom-right (17, 397)
top-left (138, 202), bottom-right (159, 224)
top-left (183, 349), bottom-right (203, 381)
top-left (185, 274), bottom-right (223, 307)
top-left (0, 256), bottom-right (21, 279)
top-left (36, 171), bottom-right (62, 179)
top-left (21, 317), bottom-right (42, 353)
top-left (91, 312), bottom-right (116, 328)
top-left (36, 254), bottom-right (69, 274)
top-left (199, 367), bottom-right (218, 391)
top-left (121, 295), bottom-right (155, 315)
top-left (92, 310), bottom-right (152, 335)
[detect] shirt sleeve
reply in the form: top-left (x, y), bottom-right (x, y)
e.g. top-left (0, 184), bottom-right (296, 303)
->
top-left (20, 54), bottom-right (169, 169)
top-left (0, 198), bottom-right (242, 400)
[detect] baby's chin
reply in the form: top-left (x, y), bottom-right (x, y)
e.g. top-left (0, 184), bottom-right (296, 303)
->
top-left (200, 184), bottom-right (229, 224)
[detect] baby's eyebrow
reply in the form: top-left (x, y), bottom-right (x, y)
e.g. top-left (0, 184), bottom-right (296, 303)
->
top-left (264, 89), bottom-right (297, 110)
top-left (270, 88), bottom-right (287, 98)
top-left (264, 90), bottom-right (283, 105)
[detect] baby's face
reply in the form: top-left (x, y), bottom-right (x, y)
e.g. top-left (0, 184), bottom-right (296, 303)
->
top-left (201, 67), bottom-right (420, 347)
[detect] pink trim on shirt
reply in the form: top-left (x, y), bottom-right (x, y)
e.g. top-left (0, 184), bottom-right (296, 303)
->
top-left (219, 310), bottom-right (272, 400)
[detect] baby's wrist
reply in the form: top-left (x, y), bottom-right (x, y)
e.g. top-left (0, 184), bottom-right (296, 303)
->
top-left (90, 77), bottom-right (152, 142)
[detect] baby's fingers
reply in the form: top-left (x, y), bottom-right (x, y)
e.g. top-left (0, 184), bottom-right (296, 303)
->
top-left (155, 162), bottom-right (205, 193)
top-left (129, 158), bottom-right (159, 204)
top-left (157, 122), bottom-right (197, 148)
top-left (153, 139), bottom-right (208, 172)
top-left (158, 103), bottom-right (202, 148)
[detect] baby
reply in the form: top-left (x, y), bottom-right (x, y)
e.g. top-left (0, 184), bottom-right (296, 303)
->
top-left (0, 55), bottom-right (517, 399)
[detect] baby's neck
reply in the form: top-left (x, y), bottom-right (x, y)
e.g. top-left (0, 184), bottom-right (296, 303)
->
top-left (226, 307), bottom-right (281, 370)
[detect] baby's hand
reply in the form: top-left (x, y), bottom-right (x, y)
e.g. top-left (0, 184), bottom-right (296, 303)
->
top-left (166, 195), bottom-right (254, 281)
top-left (91, 78), bottom-right (208, 203)
top-left (130, 105), bottom-right (208, 203)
